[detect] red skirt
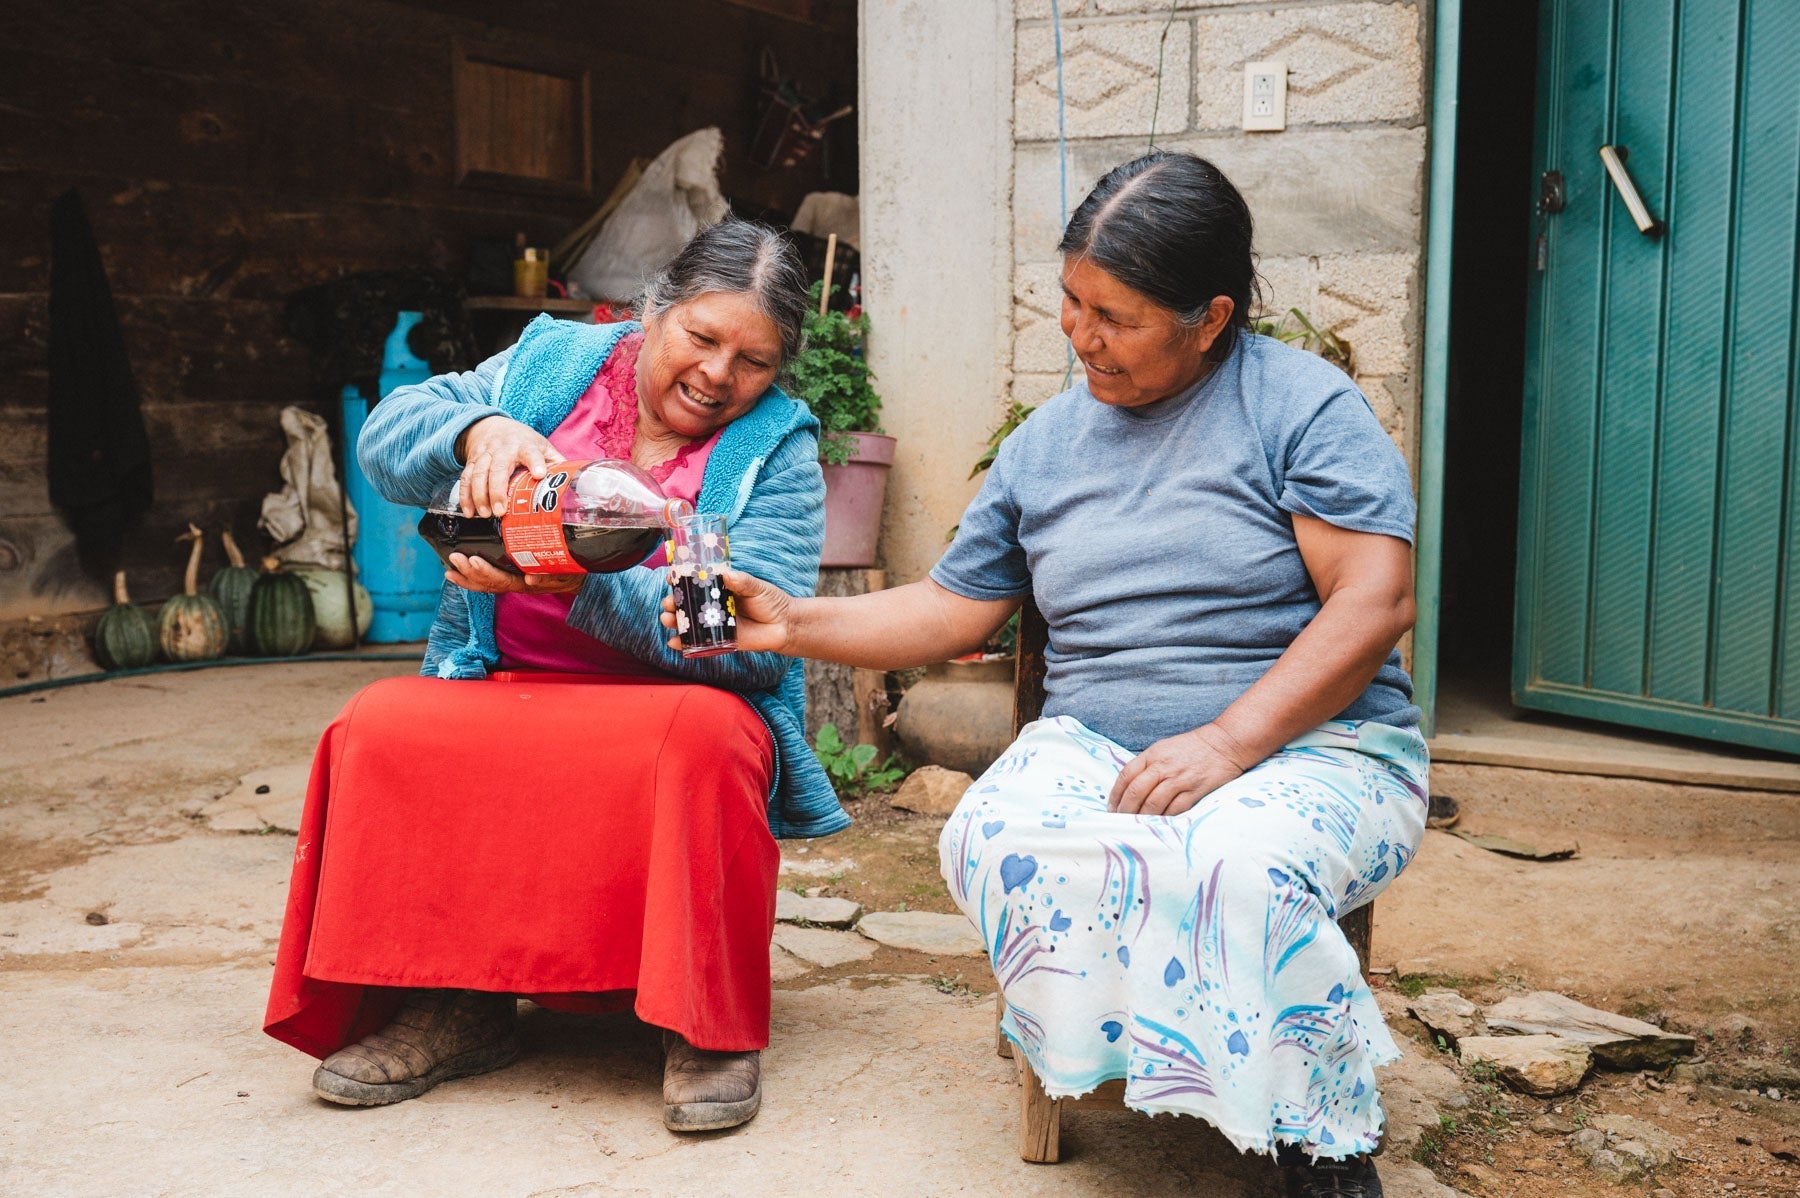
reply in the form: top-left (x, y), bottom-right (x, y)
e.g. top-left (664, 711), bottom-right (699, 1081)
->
top-left (263, 672), bottom-right (778, 1057)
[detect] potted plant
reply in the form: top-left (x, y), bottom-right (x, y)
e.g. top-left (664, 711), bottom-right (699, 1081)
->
top-left (787, 282), bottom-right (893, 567)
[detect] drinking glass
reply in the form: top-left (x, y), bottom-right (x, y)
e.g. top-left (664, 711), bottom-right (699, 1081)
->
top-left (667, 514), bottom-right (737, 657)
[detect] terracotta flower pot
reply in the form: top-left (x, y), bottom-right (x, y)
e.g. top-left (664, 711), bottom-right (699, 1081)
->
top-left (820, 432), bottom-right (895, 568)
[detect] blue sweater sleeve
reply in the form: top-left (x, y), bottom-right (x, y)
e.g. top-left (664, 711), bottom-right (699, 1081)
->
top-left (564, 428), bottom-right (826, 691)
top-left (356, 348), bottom-right (514, 508)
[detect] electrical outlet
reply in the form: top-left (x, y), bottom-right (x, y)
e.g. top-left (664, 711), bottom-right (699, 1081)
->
top-left (1242, 60), bottom-right (1287, 132)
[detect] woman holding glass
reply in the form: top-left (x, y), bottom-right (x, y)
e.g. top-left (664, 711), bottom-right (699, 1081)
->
top-left (263, 219), bottom-right (841, 1134)
top-left (690, 154), bottom-right (1425, 1196)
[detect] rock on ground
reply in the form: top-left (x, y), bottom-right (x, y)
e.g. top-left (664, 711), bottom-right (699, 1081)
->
top-left (1407, 989), bottom-right (1484, 1046)
top-left (856, 911), bottom-right (986, 956)
top-left (889, 765), bottom-right (975, 816)
top-left (1590, 1114), bottom-right (1683, 1169)
top-left (1458, 1034), bottom-right (1591, 1096)
top-left (771, 924), bottom-right (877, 968)
top-left (1379, 1160), bottom-right (1469, 1197)
top-left (1376, 1040), bottom-right (1469, 1158)
top-left (1483, 990), bottom-right (1695, 1069)
top-left (774, 891), bottom-right (862, 928)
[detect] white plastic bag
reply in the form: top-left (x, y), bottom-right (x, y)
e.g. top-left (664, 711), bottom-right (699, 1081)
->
top-left (259, 405), bottom-right (356, 570)
top-left (568, 128), bottom-right (729, 302)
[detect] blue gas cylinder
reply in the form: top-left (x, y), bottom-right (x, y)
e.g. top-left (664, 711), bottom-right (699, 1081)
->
top-left (341, 311), bottom-right (443, 642)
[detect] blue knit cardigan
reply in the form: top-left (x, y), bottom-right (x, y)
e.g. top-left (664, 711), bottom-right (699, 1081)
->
top-left (357, 317), bottom-right (848, 838)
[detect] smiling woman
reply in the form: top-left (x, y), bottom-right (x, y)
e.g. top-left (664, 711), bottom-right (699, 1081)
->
top-left (668, 151), bottom-right (1426, 1196)
top-left (262, 217), bottom-right (839, 1138)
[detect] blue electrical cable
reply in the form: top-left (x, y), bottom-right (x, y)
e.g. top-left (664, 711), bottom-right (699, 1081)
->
top-left (1051, 0), bottom-right (1075, 389)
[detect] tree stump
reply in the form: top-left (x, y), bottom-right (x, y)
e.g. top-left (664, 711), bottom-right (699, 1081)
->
top-left (802, 568), bottom-right (891, 753)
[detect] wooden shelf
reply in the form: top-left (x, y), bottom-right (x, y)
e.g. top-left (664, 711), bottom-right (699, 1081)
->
top-left (464, 296), bottom-right (596, 313)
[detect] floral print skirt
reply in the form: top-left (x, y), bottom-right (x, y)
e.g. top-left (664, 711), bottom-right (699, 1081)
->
top-left (939, 716), bottom-right (1429, 1158)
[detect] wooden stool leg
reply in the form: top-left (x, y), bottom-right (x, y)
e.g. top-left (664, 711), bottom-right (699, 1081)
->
top-left (995, 991), bottom-right (1013, 1059)
top-left (1018, 1054), bottom-right (1062, 1163)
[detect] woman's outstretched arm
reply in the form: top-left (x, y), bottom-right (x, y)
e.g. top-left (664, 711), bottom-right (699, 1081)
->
top-left (667, 571), bottom-right (1023, 672)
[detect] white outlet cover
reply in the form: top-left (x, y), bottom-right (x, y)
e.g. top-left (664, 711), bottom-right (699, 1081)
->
top-left (1242, 60), bottom-right (1287, 132)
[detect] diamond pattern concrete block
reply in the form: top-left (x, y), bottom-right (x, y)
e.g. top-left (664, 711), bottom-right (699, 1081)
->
top-left (1192, 4), bottom-right (1423, 129)
top-left (1254, 255), bottom-right (1316, 321)
top-left (1011, 372), bottom-right (1072, 408)
top-left (1016, 19), bottom-right (1191, 141)
top-left (1312, 251), bottom-right (1417, 377)
top-left (1018, 0), bottom-right (1090, 18)
top-left (1012, 261), bottom-right (1070, 373)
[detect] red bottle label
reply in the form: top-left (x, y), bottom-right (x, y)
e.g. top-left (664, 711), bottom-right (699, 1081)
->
top-left (498, 459), bottom-right (593, 574)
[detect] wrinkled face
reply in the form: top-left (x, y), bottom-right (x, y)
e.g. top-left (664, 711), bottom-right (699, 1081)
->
top-left (1058, 255), bottom-right (1231, 408)
top-left (637, 291), bottom-right (783, 438)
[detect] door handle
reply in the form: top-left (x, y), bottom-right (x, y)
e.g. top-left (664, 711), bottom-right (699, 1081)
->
top-left (1598, 145), bottom-right (1664, 237)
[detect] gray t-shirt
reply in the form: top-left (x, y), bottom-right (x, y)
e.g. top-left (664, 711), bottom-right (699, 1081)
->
top-left (931, 333), bottom-right (1419, 753)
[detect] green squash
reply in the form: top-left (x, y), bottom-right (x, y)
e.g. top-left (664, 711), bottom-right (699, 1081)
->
top-left (248, 556), bottom-right (317, 657)
top-left (158, 525), bottom-right (230, 662)
top-left (290, 566), bottom-right (373, 650)
top-left (208, 530), bottom-right (260, 655)
top-left (93, 571), bottom-right (156, 670)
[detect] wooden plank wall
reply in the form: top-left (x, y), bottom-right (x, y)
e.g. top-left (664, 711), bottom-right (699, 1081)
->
top-left (0, 0), bottom-right (856, 631)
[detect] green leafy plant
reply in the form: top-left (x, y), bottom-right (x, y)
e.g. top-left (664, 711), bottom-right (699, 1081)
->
top-left (1251, 307), bottom-right (1354, 376)
top-left (787, 283), bottom-right (884, 465)
top-left (969, 399), bottom-right (1037, 479)
top-left (812, 722), bottom-right (906, 797)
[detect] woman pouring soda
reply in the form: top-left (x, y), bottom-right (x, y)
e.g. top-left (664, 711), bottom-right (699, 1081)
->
top-left (263, 219), bottom-right (843, 1134)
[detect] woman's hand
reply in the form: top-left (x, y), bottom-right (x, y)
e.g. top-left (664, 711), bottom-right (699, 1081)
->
top-left (456, 416), bottom-right (556, 517)
top-left (445, 552), bottom-right (583, 596)
top-left (661, 568), bottom-right (798, 653)
top-left (1108, 723), bottom-right (1258, 817)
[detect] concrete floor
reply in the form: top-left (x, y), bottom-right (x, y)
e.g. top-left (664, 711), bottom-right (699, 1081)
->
top-left (17, 658), bottom-right (1795, 1195)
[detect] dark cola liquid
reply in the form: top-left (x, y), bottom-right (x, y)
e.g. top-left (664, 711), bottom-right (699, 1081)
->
top-left (417, 511), bottom-right (521, 574)
top-left (564, 524), bottom-right (662, 572)
top-left (418, 512), bottom-right (661, 574)
top-left (671, 572), bottom-right (737, 656)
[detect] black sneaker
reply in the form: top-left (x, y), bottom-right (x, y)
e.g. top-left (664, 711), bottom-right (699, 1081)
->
top-left (1281, 1152), bottom-right (1383, 1198)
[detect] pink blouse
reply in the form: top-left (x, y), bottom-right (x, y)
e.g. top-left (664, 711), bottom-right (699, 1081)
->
top-left (494, 332), bottom-right (720, 674)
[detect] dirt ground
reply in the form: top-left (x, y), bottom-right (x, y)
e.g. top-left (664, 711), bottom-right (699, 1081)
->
top-left (3, 659), bottom-right (1797, 1196)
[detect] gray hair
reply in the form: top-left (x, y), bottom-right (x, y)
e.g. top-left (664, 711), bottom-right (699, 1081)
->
top-left (639, 217), bottom-right (809, 368)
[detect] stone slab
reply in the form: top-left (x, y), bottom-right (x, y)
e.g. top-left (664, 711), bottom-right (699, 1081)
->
top-left (771, 924), bottom-right (878, 968)
top-left (769, 943), bottom-right (812, 982)
top-left (1483, 991), bottom-right (1695, 1070)
top-left (889, 765), bottom-right (977, 817)
top-left (777, 855), bottom-right (856, 878)
top-left (856, 911), bottom-right (986, 957)
top-left (774, 891), bottom-right (863, 929)
top-left (1407, 989), bottom-right (1484, 1046)
top-left (1458, 1034), bottom-right (1591, 1097)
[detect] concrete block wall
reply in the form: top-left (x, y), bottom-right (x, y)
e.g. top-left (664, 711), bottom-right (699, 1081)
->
top-left (1008, 0), bottom-right (1427, 463)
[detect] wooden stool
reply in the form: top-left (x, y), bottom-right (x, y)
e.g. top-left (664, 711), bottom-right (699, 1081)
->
top-left (998, 596), bottom-right (1377, 1163)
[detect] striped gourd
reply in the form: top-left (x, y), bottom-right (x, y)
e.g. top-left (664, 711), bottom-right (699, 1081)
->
top-left (208, 530), bottom-right (259, 655)
top-left (158, 525), bottom-right (229, 662)
top-left (93, 571), bottom-right (156, 670)
top-left (247, 556), bottom-right (317, 657)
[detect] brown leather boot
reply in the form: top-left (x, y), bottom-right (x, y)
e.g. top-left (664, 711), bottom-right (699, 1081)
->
top-left (312, 989), bottom-right (519, 1106)
top-left (662, 1032), bottom-right (762, 1131)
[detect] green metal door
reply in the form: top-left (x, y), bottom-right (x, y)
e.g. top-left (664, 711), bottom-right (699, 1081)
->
top-left (1516, 0), bottom-right (1800, 754)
